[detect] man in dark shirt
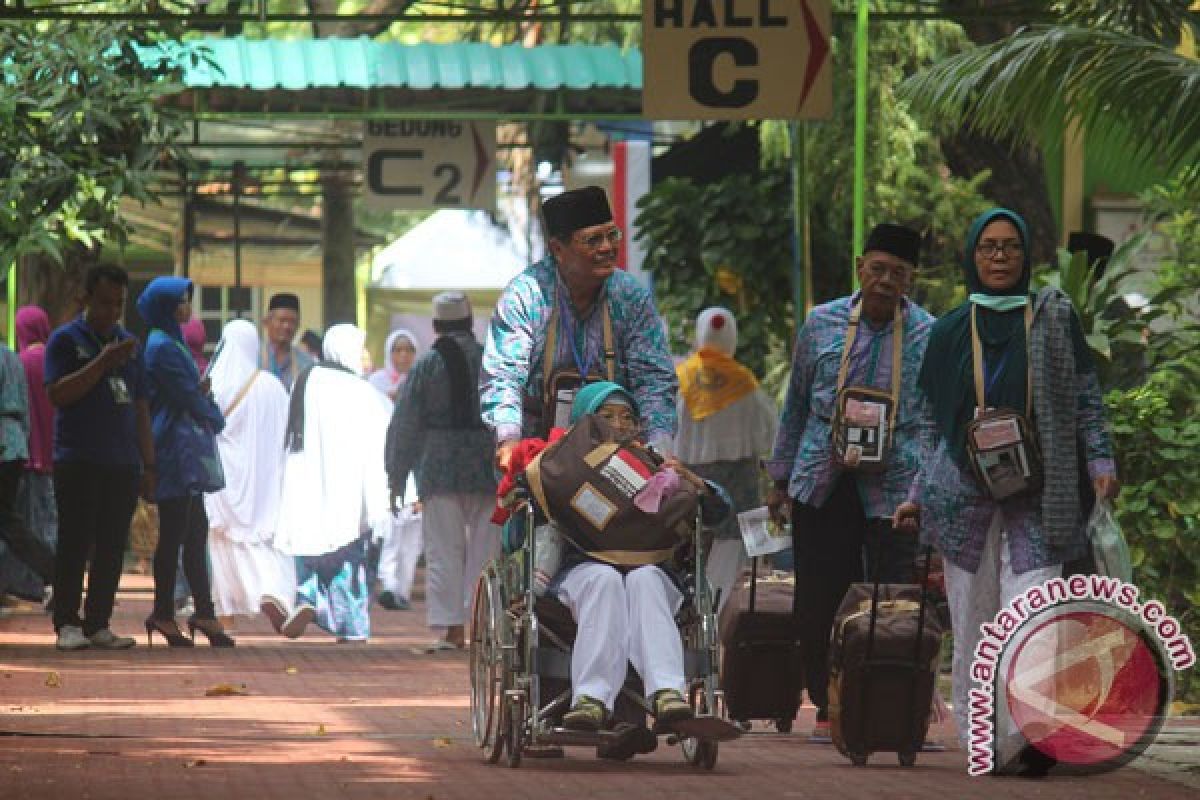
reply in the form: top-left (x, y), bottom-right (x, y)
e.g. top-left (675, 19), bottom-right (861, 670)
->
top-left (45, 265), bottom-right (156, 650)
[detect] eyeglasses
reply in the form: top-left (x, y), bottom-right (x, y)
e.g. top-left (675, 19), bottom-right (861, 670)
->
top-left (596, 407), bottom-right (640, 432)
top-left (976, 241), bottom-right (1024, 259)
top-left (575, 227), bottom-right (623, 251)
top-left (862, 261), bottom-right (912, 281)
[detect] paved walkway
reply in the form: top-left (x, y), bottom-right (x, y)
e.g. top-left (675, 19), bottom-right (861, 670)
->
top-left (1, 574), bottom-right (1196, 800)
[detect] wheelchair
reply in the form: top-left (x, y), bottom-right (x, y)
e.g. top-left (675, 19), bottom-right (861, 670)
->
top-left (469, 486), bottom-right (737, 769)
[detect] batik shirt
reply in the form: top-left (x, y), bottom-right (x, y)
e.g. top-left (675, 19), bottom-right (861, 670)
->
top-left (766, 293), bottom-right (936, 520)
top-left (0, 345), bottom-right (29, 464)
top-left (480, 256), bottom-right (678, 447)
top-left (907, 304), bottom-right (1116, 575)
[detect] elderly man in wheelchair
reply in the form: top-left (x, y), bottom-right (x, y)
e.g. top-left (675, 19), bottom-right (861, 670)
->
top-left (478, 381), bottom-right (736, 765)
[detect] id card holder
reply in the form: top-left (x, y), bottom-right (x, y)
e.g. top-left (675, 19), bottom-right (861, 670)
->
top-left (966, 408), bottom-right (1043, 501)
top-left (108, 375), bottom-right (132, 405)
top-left (832, 386), bottom-right (893, 472)
top-left (553, 387), bottom-right (578, 430)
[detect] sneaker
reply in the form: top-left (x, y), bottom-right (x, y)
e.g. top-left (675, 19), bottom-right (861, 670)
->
top-left (562, 695), bottom-right (607, 732)
top-left (56, 625), bottom-right (90, 651)
top-left (281, 604), bottom-right (316, 639)
top-left (652, 689), bottom-right (694, 726)
top-left (88, 629), bottom-right (136, 650)
top-left (809, 719), bottom-right (832, 744)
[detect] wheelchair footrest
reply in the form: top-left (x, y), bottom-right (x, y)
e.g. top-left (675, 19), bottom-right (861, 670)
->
top-left (661, 715), bottom-right (743, 742)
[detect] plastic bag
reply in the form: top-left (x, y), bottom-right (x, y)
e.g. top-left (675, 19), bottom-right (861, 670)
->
top-left (1088, 499), bottom-right (1132, 584)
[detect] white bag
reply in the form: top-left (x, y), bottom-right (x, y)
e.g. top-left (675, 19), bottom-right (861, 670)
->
top-left (1088, 499), bottom-right (1132, 584)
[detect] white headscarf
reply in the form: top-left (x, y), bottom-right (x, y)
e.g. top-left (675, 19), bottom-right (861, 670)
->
top-left (204, 320), bottom-right (291, 545)
top-left (323, 323), bottom-right (367, 376)
top-left (368, 328), bottom-right (419, 397)
top-left (275, 323), bottom-right (391, 556)
top-left (695, 306), bottom-right (738, 356)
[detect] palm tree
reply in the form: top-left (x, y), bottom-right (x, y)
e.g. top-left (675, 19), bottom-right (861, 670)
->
top-left (901, 6), bottom-right (1200, 190)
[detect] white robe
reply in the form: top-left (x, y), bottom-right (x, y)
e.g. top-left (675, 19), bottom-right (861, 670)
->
top-left (275, 325), bottom-right (392, 558)
top-left (204, 320), bottom-right (296, 617)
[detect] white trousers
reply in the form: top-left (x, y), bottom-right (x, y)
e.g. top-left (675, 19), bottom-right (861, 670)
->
top-left (944, 512), bottom-right (1060, 752)
top-left (706, 538), bottom-right (749, 615)
top-left (378, 507), bottom-right (423, 599)
top-left (422, 493), bottom-right (499, 629)
top-left (555, 562), bottom-right (685, 711)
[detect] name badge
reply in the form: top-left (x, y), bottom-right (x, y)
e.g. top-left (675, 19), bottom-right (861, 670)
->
top-left (109, 375), bottom-right (132, 405)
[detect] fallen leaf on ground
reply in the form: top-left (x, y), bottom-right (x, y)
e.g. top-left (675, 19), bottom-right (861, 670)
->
top-left (285, 666), bottom-right (298, 675)
top-left (204, 684), bottom-right (248, 697)
top-left (44, 672), bottom-right (61, 688)
top-left (432, 737), bottom-right (453, 749)
top-left (183, 759), bottom-right (207, 768)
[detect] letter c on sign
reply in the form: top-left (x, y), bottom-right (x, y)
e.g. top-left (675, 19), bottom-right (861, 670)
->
top-left (367, 149), bottom-right (423, 197)
top-left (688, 37), bottom-right (758, 108)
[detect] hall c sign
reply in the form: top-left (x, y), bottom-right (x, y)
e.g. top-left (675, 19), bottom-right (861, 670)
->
top-left (642, 0), bottom-right (832, 120)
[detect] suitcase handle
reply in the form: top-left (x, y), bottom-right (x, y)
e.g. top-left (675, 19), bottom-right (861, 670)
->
top-left (748, 556), bottom-right (759, 613)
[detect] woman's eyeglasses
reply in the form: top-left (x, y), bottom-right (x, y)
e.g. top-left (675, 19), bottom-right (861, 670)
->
top-left (575, 228), bottom-right (623, 251)
top-left (976, 241), bottom-right (1024, 259)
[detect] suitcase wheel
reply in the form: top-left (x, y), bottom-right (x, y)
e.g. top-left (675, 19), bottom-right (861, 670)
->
top-left (850, 752), bottom-right (868, 767)
top-left (775, 718), bottom-right (793, 734)
top-left (898, 751), bottom-right (916, 767)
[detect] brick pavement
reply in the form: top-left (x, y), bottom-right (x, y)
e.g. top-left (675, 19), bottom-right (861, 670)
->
top-left (0, 573), bottom-right (1196, 800)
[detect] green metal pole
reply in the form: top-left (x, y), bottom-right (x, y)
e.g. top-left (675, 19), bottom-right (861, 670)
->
top-left (6, 262), bottom-right (15, 348)
top-left (852, 0), bottom-right (869, 288)
top-left (790, 121), bottom-right (811, 332)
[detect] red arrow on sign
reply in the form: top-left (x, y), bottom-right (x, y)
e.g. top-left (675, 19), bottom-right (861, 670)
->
top-left (470, 122), bottom-right (491, 203)
top-left (798, 0), bottom-right (829, 112)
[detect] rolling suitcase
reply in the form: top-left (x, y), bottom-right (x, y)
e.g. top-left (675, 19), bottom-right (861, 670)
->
top-left (719, 557), bottom-right (803, 731)
top-left (828, 547), bottom-right (943, 766)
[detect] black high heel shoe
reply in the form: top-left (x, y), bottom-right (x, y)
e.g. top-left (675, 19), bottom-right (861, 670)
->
top-left (187, 615), bottom-right (236, 647)
top-left (144, 616), bottom-right (194, 648)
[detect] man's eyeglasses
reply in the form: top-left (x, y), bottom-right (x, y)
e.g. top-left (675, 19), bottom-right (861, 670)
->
top-left (976, 241), bottom-right (1024, 259)
top-left (575, 228), bottom-right (623, 251)
top-left (863, 262), bottom-right (912, 281)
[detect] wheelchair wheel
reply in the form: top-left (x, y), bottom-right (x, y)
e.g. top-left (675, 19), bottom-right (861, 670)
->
top-left (681, 685), bottom-right (719, 770)
top-left (469, 566), bottom-right (506, 764)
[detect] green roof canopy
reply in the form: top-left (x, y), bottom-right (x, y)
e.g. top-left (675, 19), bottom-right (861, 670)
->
top-left (156, 38), bottom-right (643, 119)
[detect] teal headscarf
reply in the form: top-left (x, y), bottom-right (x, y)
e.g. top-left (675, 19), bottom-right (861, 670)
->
top-left (918, 208), bottom-right (1034, 466)
top-left (569, 381), bottom-right (637, 425)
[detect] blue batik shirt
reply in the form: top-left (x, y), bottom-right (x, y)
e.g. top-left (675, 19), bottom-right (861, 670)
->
top-left (480, 256), bottom-right (678, 448)
top-left (766, 293), bottom-right (937, 520)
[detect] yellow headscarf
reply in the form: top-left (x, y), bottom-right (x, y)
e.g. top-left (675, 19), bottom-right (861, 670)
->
top-left (677, 346), bottom-right (759, 420)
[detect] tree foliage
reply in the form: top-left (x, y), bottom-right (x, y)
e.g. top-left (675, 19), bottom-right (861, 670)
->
top-left (0, 21), bottom-right (198, 271)
top-left (900, 22), bottom-right (1200, 190)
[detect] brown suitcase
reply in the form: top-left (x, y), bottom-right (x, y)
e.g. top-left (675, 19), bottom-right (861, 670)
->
top-left (827, 552), bottom-right (943, 766)
top-left (718, 559), bottom-right (803, 731)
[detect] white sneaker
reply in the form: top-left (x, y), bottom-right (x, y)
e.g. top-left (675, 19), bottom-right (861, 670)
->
top-left (88, 628), bottom-right (136, 650)
top-left (56, 625), bottom-right (90, 651)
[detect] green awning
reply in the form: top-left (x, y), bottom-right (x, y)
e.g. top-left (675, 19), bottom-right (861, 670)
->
top-left (149, 37), bottom-right (644, 118)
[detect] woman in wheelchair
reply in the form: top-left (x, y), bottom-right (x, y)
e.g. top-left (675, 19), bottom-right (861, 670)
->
top-left (551, 382), bottom-right (732, 733)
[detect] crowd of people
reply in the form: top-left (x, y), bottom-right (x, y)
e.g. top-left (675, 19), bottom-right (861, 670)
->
top-left (0, 187), bottom-right (1116, 757)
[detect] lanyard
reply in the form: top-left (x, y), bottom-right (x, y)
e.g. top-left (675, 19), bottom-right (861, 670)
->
top-left (835, 299), bottom-right (904, 428)
top-left (557, 289), bottom-right (595, 379)
top-left (970, 304), bottom-right (1033, 415)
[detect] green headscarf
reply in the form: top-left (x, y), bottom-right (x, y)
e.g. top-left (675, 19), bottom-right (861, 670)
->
top-left (918, 208), bottom-right (1034, 466)
top-left (569, 381), bottom-right (637, 425)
